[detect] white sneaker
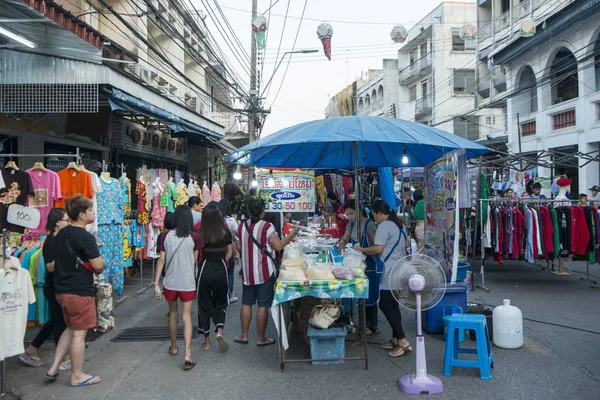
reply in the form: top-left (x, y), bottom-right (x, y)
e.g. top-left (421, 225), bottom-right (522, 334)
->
top-left (59, 360), bottom-right (71, 371)
top-left (229, 295), bottom-right (239, 303)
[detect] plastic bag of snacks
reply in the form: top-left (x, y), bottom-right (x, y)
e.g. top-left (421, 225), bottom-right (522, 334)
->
top-left (331, 266), bottom-right (354, 280)
top-left (343, 249), bottom-right (366, 276)
top-left (306, 263), bottom-right (336, 281)
top-left (281, 243), bottom-right (305, 270)
top-left (279, 268), bottom-right (308, 281)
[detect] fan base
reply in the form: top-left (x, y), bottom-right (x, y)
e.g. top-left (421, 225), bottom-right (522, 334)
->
top-left (399, 374), bottom-right (444, 395)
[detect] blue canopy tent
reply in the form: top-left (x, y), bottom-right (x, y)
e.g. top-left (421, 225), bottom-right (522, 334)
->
top-left (227, 116), bottom-right (489, 170)
top-left (227, 116), bottom-right (489, 366)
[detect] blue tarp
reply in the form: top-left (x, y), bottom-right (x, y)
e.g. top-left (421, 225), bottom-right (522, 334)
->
top-left (227, 116), bottom-right (489, 170)
top-left (378, 167), bottom-right (397, 211)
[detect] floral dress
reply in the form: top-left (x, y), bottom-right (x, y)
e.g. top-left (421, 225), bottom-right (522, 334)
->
top-left (136, 179), bottom-right (150, 224)
top-left (120, 176), bottom-right (131, 218)
top-left (151, 182), bottom-right (166, 228)
top-left (97, 178), bottom-right (125, 295)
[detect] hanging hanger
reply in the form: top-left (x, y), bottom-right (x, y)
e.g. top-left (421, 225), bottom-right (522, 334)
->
top-left (67, 160), bottom-right (80, 171)
top-left (31, 161), bottom-right (47, 171)
top-left (5, 159), bottom-right (19, 171)
top-left (3, 256), bottom-right (19, 270)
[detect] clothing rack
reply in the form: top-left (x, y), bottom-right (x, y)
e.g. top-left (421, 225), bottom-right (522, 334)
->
top-left (2, 148), bottom-right (81, 164)
top-left (0, 229), bottom-right (31, 399)
top-left (475, 198), bottom-right (599, 291)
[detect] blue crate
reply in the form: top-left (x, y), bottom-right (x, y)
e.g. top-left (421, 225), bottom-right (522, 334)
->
top-left (307, 325), bottom-right (347, 365)
top-left (422, 282), bottom-right (468, 334)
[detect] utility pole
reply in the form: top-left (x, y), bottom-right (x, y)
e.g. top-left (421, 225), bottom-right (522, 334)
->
top-left (248, 0), bottom-right (258, 188)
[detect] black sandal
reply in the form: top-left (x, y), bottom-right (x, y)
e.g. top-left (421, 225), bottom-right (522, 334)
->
top-left (168, 346), bottom-right (179, 356)
top-left (183, 360), bottom-right (196, 371)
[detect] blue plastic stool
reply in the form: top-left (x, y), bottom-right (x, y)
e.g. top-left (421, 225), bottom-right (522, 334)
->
top-left (443, 314), bottom-right (494, 380)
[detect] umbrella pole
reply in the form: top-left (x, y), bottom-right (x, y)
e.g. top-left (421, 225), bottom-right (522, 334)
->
top-left (354, 141), bottom-right (361, 242)
top-left (350, 141), bottom-right (366, 349)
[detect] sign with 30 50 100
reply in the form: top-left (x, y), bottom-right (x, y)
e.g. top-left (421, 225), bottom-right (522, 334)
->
top-left (258, 171), bottom-right (315, 213)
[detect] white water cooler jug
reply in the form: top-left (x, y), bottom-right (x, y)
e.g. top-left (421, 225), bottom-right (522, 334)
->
top-left (492, 299), bottom-right (523, 349)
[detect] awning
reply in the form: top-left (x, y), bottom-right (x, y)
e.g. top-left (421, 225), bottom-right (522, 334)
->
top-left (105, 87), bottom-right (224, 147)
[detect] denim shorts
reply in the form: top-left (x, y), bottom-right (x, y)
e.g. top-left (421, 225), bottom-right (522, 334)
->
top-left (242, 275), bottom-right (275, 308)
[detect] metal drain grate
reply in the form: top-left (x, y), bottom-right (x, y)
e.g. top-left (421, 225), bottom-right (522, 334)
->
top-left (111, 326), bottom-right (200, 342)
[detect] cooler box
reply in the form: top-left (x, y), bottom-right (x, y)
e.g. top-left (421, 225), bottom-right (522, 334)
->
top-left (422, 282), bottom-right (468, 334)
top-left (307, 325), bottom-right (347, 365)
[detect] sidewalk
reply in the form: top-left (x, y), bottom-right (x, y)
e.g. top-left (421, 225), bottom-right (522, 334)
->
top-left (3, 259), bottom-right (600, 400)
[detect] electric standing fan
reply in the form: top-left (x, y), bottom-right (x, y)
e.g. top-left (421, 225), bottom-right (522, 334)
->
top-left (389, 254), bottom-right (447, 395)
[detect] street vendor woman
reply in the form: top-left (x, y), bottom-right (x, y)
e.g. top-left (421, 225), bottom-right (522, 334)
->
top-left (355, 199), bottom-right (411, 358)
top-left (337, 201), bottom-right (379, 334)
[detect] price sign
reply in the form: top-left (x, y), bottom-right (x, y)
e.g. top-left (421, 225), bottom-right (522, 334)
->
top-left (7, 204), bottom-right (41, 229)
top-left (258, 171), bottom-right (315, 213)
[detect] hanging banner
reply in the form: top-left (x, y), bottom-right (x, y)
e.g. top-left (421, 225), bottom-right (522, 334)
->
top-left (257, 171), bottom-right (315, 213)
top-left (424, 152), bottom-right (458, 275)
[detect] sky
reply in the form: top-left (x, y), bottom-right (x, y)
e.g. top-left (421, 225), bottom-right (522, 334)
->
top-left (194, 0), bottom-right (446, 135)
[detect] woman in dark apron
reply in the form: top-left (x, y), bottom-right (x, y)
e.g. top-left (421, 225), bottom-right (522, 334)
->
top-left (356, 199), bottom-right (411, 357)
top-left (338, 202), bottom-right (379, 333)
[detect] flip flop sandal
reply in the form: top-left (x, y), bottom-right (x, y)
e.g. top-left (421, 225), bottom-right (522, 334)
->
top-left (44, 372), bottom-right (59, 382)
top-left (202, 341), bottom-right (211, 351)
top-left (234, 337), bottom-right (248, 345)
top-left (168, 346), bottom-right (179, 356)
top-left (257, 337), bottom-right (276, 347)
top-left (20, 354), bottom-right (43, 368)
top-left (380, 340), bottom-right (395, 350)
top-left (216, 336), bottom-right (229, 352)
top-left (71, 376), bottom-right (101, 387)
top-left (388, 344), bottom-right (412, 358)
top-left (183, 360), bottom-right (196, 371)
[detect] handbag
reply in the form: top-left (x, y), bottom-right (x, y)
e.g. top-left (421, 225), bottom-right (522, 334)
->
top-left (308, 305), bottom-right (341, 329)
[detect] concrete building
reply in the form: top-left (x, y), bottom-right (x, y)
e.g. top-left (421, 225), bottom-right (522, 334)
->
top-left (395, 1), bottom-right (502, 139)
top-left (0, 0), bottom-right (241, 183)
top-left (355, 61), bottom-right (399, 117)
top-left (476, 0), bottom-right (600, 194)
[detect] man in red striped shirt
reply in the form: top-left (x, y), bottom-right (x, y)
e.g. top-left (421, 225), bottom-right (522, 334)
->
top-left (235, 198), bottom-right (298, 346)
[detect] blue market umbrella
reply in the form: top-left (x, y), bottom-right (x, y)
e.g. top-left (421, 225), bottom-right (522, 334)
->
top-left (227, 116), bottom-right (489, 170)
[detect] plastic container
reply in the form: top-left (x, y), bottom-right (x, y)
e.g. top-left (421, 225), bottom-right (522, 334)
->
top-left (443, 304), bottom-right (465, 343)
top-left (307, 325), bottom-right (347, 365)
top-left (445, 262), bottom-right (470, 282)
top-left (423, 281), bottom-right (468, 334)
top-left (466, 303), bottom-right (493, 341)
top-left (492, 299), bottom-right (523, 349)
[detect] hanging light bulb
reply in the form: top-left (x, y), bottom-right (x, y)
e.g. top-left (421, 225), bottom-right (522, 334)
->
top-left (402, 149), bottom-right (409, 165)
top-left (233, 166), bottom-right (242, 180)
top-left (251, 180), bottom-right (258, 187)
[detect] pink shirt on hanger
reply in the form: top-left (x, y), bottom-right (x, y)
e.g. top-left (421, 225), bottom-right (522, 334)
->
top-left (26, 169), bottom-right (62, 234)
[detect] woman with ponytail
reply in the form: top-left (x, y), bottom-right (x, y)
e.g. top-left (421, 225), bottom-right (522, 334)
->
top-left (355, 199), bottom-right (411, 358)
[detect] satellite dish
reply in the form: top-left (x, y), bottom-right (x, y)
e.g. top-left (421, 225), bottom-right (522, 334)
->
top-left (388, 254), bottom-right (446, 395)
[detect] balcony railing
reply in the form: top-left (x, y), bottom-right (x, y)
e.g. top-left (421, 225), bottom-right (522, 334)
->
top-left (399, 53), bottom-right (432, 83)
top-left (521, 120), bottom-right (536, 137)
top-left (415, 96), bottom-right (432, 115)
top-left (494, 10), bottom-right (510, 33)
top-left (420, 53), bottom-right (432, 70)
top-left (514, 2), bottom-right (529, 20)
top-left (552, 110), bottom-right (576, 130)
top-left (479, 23), bottom-right (492, 42)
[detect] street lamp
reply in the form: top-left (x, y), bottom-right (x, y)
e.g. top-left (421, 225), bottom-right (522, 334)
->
top-left (260, 49), bottom-right (319, 98)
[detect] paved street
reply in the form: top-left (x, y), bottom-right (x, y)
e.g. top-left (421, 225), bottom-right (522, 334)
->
top-left (4, 259), bottom-right (600, 400)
